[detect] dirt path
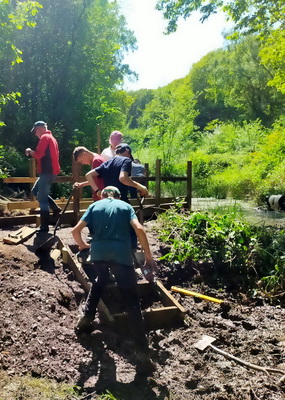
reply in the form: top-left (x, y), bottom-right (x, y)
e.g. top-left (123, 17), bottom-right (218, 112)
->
top-left (0, 223), bottom-right (284, 399)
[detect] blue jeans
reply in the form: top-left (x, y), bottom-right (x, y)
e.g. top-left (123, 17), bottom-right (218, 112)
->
top-left (32, 174), bottom-right (57, 212)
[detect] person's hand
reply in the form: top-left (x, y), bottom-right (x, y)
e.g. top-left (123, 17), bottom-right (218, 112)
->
top-left (138, 185), bottom-right (148, 198)
top-left (25, 148), bottom-right (32, 156)
top-left (73, 182), bottom-right (81, 189)
top-left (141, 259), bottom-right (157, 282)
top-left (78, 243), bottom-right (90, 251)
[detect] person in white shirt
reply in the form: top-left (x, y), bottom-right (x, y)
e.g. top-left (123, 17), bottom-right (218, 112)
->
top-left (101, 130), bottom-right (122, 161)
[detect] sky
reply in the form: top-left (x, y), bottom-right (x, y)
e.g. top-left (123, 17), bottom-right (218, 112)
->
top-left (118, 0), bottom-right (232, 91)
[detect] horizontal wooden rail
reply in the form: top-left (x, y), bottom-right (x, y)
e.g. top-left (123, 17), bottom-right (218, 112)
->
top-left (5, 196), bottom-right (185, 211)
top-left (3, 175), bottom-right (188, 184)
top-left (1, 159), bottom-right (192, 225)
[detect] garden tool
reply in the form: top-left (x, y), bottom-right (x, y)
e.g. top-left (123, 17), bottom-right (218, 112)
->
top-left (193, 335), bottom-right (285, 377)
top-left (136, 194), bottom-right (145, 224)
top-left (171, 286), bottom-right (223, 304)
top-left (35, 189), bottom-right (74, 253)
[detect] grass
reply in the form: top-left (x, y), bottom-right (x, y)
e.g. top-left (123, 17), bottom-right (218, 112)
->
top-left (0, 371), bottom-right (122, 400)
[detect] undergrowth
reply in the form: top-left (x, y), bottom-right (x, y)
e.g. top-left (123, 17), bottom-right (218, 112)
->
top-left (156, 207), bottom-right (285, 301)
top-left (0, 371), bottom-right (120, 400)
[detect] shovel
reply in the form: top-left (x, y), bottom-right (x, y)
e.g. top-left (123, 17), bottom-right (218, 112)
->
top-left (35, 189), bottom-right (74, 253)
top-left (193, 335), bottom-right (285, 377)
top-left (136, 194), bottom-right (145, 224)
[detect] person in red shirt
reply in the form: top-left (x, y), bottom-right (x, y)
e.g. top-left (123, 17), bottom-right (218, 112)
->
top-left (72, 146), bottom-right (105, 201)
top-left (25, 121), bottom-right (61, 233)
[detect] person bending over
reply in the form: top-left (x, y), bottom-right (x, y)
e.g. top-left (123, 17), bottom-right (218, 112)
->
top-left (72, 146), bottom-right (105, 201)
top-left (72, 186), bottom-right (157, 375)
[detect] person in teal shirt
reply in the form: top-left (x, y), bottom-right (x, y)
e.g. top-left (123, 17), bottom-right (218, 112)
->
top-left (72, 186), bottom-right (157, 375)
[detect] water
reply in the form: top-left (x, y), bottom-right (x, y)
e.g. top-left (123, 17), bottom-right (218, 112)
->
top-left (191, 198), bottom-right (285, 227)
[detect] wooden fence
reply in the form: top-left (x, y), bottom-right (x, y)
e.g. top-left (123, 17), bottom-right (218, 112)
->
top-left (1, 159), bottom-right (192, 228)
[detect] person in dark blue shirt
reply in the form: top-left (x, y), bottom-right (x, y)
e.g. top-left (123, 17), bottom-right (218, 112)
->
top-left (85, 143), bottom-right (148, 202)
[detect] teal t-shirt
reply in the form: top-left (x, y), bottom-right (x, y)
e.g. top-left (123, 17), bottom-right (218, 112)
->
top-left (81, 198), bottom-right (137, 266)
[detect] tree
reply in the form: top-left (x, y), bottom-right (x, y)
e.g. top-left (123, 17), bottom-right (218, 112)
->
top-left (188, 36), bottom-right (285, 128)
top-left (0, 0), bottom-right (42, 126)
top-left (156, 1), bottom-right (285, 95)
top-left (259, 29), bottom-right (285, 94)
top-left (127, 89), bottom-right (154, 129)
top-left (137, 78), bottom-right (197, 173)
top-left (0, 0), bottom-right (136, 170)
top-left (156, 0), bottom-right (285, 36)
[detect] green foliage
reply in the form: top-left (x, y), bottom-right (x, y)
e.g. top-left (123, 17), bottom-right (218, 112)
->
top-left (188, 36), bottom-right (285, 128)
top-left (127, 89), bottom-right (154, 129)
top-left (156, 0), bottom-right (285, 36)
top-left (0, 145), bottom-right (8, 178)
top-left (0, 0), bottom-right (136, 170)
top-left (259, 28), bottom-right (285, 94)
top-left (0, 370), bottom-right (80, 400)
top-left (0, 0), bottom-right (41, 125)
top-left (125, 76), bottom-right (198, 174)
top-left (157, 207), bottom-right (285, 296)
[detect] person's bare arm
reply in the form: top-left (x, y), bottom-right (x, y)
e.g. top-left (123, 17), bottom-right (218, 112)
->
top-left (73, 181), bottom-right (90, 189)
top-left (120, 171), bottom-right (148, 197)
top-left (85, 170), bottom-right (100, 192)
top-left (72, 220), bottom-right (90, 251)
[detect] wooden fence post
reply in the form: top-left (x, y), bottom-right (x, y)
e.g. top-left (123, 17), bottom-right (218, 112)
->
top-left (145, 163), bottom-right (149, 189)
top-left (155, 159), bottom-right (161, 207)
top-left (29, 159), bottom-right (36, 201)
top-left (186, 161), bottom-right (192, 210)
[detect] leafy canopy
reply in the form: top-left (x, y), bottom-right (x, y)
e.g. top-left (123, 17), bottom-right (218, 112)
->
top-left (156, 0), bottom-right (285, 36)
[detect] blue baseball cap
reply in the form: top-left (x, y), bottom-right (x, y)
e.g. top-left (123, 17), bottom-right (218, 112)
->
top-left (31, 121), bottom-right (46, 132)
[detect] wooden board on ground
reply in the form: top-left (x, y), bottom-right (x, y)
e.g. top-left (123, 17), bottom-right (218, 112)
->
top-left (3, 227), bottom-right (36, 245)
top-left (103, 279), bottom-right (186, 332)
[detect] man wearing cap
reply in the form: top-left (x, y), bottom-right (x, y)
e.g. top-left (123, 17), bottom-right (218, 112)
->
top-left (101, 130), bottom-right (123, 161)
top-left (85, 143), bottom-right (148, 203)
top-left (72, 186), bottom-right (157, 375)
top-left (25, 121), bottom-right (60, 232)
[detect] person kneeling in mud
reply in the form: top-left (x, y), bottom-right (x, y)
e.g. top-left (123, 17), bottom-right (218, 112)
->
top-left (71, 186), bottom-right (157, 375)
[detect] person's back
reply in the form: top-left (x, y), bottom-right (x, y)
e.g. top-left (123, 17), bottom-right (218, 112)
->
top-left (82, 197), bottom-right (135, 266)
top-left (95, 156), bottom-right (132, 202)
top-left (130, 159), bottom-right (145, 198)
top-left (131, 159), bottom-right (145, 177)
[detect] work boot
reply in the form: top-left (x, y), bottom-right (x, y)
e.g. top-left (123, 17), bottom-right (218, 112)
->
top-left (37, 210), bottom-right (50, 233)
top-left (75, 314), bottom-right (94, 334)
top-left (136, 351), bottom-right (156, 376)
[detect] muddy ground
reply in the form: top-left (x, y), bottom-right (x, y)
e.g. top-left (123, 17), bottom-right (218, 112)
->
top-left (0, 222), bottom-right (285, 400)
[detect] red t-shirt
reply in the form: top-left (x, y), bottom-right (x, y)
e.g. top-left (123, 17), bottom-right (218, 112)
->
top-left (92, 154), bottom-right (105, 201)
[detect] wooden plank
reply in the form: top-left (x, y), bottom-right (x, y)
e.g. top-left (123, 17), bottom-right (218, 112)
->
top-left (113, 306), bottom-right (183, 331)
top-left (6, 197), bottom-right (183, 212)
top-left (3, 227), bottom-right (36, 244)
top-left (155, 280), bottom-right (187, 314)
top-left (0, 215), bottom-right (37, 228)
top-left (3, 175), bottom-right (188, 184)
top-left (186, 160), bottom-right (192, 210)
top-left (7, 199), bottom-right (94, 211)
top-left (58, 239), bottom-right (114, 324)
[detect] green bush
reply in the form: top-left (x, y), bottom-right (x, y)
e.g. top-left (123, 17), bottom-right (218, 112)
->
top-left (157, 207), bottom-right (285, 299)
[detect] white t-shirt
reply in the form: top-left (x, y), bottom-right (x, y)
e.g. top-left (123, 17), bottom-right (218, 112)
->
top-left (101, 146), bottom-right (115, 161)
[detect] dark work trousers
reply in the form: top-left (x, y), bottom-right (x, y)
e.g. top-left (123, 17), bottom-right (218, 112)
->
top-left (84, 261), bottom-right (149, 354)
